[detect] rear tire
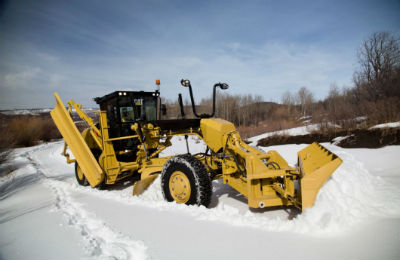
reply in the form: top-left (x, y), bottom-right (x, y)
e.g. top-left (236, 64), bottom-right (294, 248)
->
top-left (161, 154), bottom-right (212, 207)
top-left (90, 149), bottom-right (105, 189)
top-left (75, 162), bottom-right (89, 186)
top-left (74, 149), bottom-right (102, 187)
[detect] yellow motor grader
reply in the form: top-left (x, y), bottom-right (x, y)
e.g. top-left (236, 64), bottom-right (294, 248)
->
top-left (50, 79), bottom-right (342, 211)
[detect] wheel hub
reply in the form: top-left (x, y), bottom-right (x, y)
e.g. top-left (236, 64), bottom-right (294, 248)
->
top-left (169, 171), bottom-right (191, 203)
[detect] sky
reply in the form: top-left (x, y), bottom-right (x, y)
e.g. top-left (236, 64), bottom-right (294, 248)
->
top-left (0, 0), bottom-right (399, 109)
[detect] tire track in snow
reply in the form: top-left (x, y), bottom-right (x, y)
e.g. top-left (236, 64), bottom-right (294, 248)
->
top-left (27, 152), bottom-right (149, 260)
top-left (45, 179), bottom-right (148, 260)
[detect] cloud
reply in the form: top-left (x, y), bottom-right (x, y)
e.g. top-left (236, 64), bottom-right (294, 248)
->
top-left (35, 52), bottom-right (59, 63)
top-left (3, 67), bottom-right (42, 88)
top-left (0, 40), bottom-right (355, 109)
top-left (0, 0), bottom-right (397, 109)
top-left (48, 73), bottom-right (65, 87)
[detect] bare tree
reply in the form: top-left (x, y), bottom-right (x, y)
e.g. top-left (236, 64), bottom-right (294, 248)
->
top-left (281, 91), bottom-right (295, 115)
top-left (327, 83), bottom-right (340, 109)
top-left (354, 32), bottom-right (400, 101)
top-left (325, 83), bottom-right (341, 122)
top-left (296, 87), bottom-right (314, 117)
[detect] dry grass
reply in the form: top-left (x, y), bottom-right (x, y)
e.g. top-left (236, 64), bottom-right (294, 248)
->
top-left (2, 115), bottom-right (61, 148)
top-left (0, 114), bottom-right (61, 174)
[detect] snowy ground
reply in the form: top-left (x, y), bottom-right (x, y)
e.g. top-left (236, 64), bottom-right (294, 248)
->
top-left (1, 136), bottom-right (400, 259)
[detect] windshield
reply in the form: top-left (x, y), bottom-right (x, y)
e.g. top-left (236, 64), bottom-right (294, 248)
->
top-left (119, 96), bottom-right (157, 123)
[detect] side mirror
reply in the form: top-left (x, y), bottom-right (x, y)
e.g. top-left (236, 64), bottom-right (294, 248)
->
top-left (161, 104), bottom-right (167, 115)
top-left (180, 79), bottom-right (190, 87)
top-left (215, 83), bottom-right (229, 90)
top-left (220, 83), bottom-right (229, 90)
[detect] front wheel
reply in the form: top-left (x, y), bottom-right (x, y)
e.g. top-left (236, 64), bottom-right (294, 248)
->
top-left (161, 154), bottom-right (212, 207)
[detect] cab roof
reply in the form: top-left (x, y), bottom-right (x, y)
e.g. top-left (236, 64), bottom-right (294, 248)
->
top-left (94, 90), bottom-right (159, 104)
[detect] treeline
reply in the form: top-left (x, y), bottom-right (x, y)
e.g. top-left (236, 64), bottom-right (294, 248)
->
top-left (164, 93), bottom-right (268, 126)
top-left (163, 93), bottom-right (301, 138)
top-left (164, 94), bottom-right (279, 124)
top-left (316, 32), bottom-right (400, 126)
top-left (164, 32), bottom-right (400, 137)
top-left (277, 32), bottom-right (400, 128)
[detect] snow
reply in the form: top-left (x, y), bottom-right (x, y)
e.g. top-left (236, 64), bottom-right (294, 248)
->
top-left (0, 108), bottom-right (52, 115)
top-left (247, 123), bottom-right (340, 145)
top-left (0, 108), bottom-right (96, 116)
top-left (369, 121), bottom-right (400, 129)
top-left (1, 137), bottom-right (400, 259)
top-left (45, 179), bottom-right (148, 260)
top-left (355, 116), bottom-right (368, 122)
top-left (247, 125), bottom-right (319, 145)
top-left (331, 135), bottom-right (350, 145)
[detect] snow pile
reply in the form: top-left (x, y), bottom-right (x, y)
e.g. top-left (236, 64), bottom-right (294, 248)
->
top-left (369, 121), bottom-right (400, 129)
top-left (294, 150), bottom-right (400, 233)
top-left (140, 149), bottom-right (400, 236)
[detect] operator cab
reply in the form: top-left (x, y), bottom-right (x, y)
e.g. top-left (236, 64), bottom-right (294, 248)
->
top-left (94, 90), bottom-right (160, 160)
top-left (94, 90), bottom-right (160, 122)
top-left (92, 80), bottom-right (228, 161)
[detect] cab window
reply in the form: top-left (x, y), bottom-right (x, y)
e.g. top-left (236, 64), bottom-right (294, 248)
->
top-left (142, 97), bottom-right (156, 121)
top-left (120, 107), bottom-right (135, 123)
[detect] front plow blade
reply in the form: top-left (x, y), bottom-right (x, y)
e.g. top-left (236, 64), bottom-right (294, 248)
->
top-left (50, 92), bottom-right (104, 187)
top-left (298, 142), bottom-right (342, 211)
top-left (132, 167), bottom-right (162, 195)
top-left (132, 175), bottom-right (158, 195)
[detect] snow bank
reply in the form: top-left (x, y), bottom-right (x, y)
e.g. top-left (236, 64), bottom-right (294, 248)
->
top-left (369, 121), bottom-right (400, 129)
top-left (331, 135), bottom-right (350, 145)
top-left (247, 123), bottom-right (340, 145)
top-left (247, 125), bottom-right (319, 144)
